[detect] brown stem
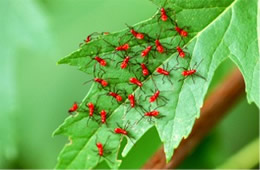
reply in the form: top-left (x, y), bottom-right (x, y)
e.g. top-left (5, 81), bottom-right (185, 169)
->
top-left (142, 68), bottom-right (245, 169)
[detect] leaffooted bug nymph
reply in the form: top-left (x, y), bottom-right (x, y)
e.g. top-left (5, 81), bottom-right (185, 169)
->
top-left (154, 0), bottom-right (175, 23)
top-left (125, 24), bottom-right (145, 40)
top-left (123, 94), bottom-right (143, 118)
top-left (93, 136), bottom-right (114, 165)
top-left (116, 52), bottom-right (138, 72)
top-left (68, 102), bottom-right (78, 114)
top-left (103, 37), bottom-right (131, 57)
top-left (113, 121), bottom-right (135, 143)
top-left (145, 89), bottom-right (169, 106)
top-left (175, 59), bottom-right (207, 83)
top-left (85, 47), bottom-right (114, 75)
top-left (96, 84), bottom-right (126, 104)
top-left (85, 102), bottom-right (99, 126)
top-left (83, 70), bottom-right (111, 90)
top-left (154, 63), bottom-right (175, 85)
top-left (79, 32), bottom-right (103, 46)
top-left (136, 105), bottom-right (165, 124)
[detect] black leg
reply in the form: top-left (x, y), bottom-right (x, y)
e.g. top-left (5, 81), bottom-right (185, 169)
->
top-left (85, 59), bottom-right (94, 68)
top-left (103, 136), bottom-right (111, 149)
top-left (194, 59), bottom-right (204, 70)
top-left (194, 73), bottom-right (207, 81)
top-left (162, 75), bottom-right (166, 84)
top-left (86, 117), bottom-right (91, 127)
top-left (167, 76), bottom-right (174, 85)
top-left (176, 54), bottom-right (180, 65)
top-left (125, 120), bottom-right (130, 130)
top-left (178, 77), bottom-right (187, 82)
top-left (144, 95), bottom-right (151, 102)
top-left (135, 115), bottom-right (144, 126)
top-left (160, 96), bottom-right (169, 101)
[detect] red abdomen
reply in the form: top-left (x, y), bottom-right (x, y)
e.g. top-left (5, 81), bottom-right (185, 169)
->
top-left (68, 103), bottom-right (78, 113)
top-left (182, 69), bottom-right (196, 76)
top-left (129, 78), bottom-right (142, 87)
top-left (156, 67), bottom-right (169, 75)
top-left (114, 128), bottom-right (128, 135)
top-left (96, 143), bottom-right (104, 156)
top-left (95, 56), bottom-right (106, 66)
top-left (128, 94), bottom-right (135, 108)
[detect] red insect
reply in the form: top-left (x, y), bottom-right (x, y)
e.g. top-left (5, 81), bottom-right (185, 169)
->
top-left (120, 56), bottom-right (130, 69)
top-left (128, 94), bottom-right (135, 108)
top-left (68, 102), bottom-right (78, 113)
top-left (155, 63), bottom-right (174, 85)
top-left (79, 34), bottom-right (92, 47)
top-left (83, 71), bottom-right (109, 89)
top-left (175, 25), bottom-right (188, 37)
top-left (103, 39), bottom-right (131, 58)
top-left (129, 77), bottom-right (143, 87)
top-left (85, 48), bottom-right (113, 75)
top-left (182, 69), bottom-right (196, 76)
top-left (116, 43), bottom-right (129, 51)
top-left (96, 142), bottom-right (104, 156)
top-left (176, 60), bottom-right (206, 83)
top-left (132, 31), bottom-right (144, 40)
top-left (114, 127), bottom-right (128, 136)
top-left (176, 46), bottom-right (186, 58)
top-left (160, 8), bottom-right (168, 21)
top-left (116, 53), bottom-right (138, 71)
top-left (87, 102), bottom-right (95, 117)
top-left (125, 24), bottom-right (155, 42)
top-left (149, 90), bottom-right (160, 103)
top-left (80, 32), bottom-right (105, 46)
top-left (156, 67), bottom-right (170, 75)
top-left (94, 136), bottom-right (113, 163)
top-left (145, 88), bottom-right (169, 106)
top-left (137, 106), bottom-right (165, 124)
top-left (168, 19), bottom-right (189, 43)
top-left (108, 92), bottom-right (123, 102)
top-left (113, 121), bottom-right (134, 143)
top-left (129, 27), bottom-right (144, 40)
top-left (140, 63), bottom-right (149, 76)
top-left (116, 55), bottom-right (135, 70)
top-left (125, 24), bottom-right (145, 40)
top-left (94, 78), bottom-right (108, 87)
top-left (155, 0), bottom-right (175, 23)
top-left (141, 46), bottom-right (153, 57)
top-left (155, 39), bottom-right (164, 53)
top-left (145, 110), bottom-right (160, 117)
top-left (124, 94), bottom-right (142, 118)
top-left (169, 45), bottom-right (190, 64)
top-left (85, 102), bottom-right (99, 126)
top-left (94, 56), bottom-right (107, 66)
top-left (100, 110), bottom-right (107, 124)
top-left (96, 85), bottom-right (125, 104)
top-left (85, 35), bottom-right (91, 43)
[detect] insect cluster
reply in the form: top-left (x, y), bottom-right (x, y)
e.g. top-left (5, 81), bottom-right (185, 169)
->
top-left (67, 4), bottom-right (206, 165)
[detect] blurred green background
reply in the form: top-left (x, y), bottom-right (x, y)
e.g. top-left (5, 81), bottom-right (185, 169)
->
top-left (0, 0), bottom-right (258, 169)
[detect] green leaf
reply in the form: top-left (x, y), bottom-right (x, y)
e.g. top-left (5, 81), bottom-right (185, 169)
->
top-left (54, 0), bottom-right (259, 168)
top-left (218, 137), bottom-right (259, 169)
top-left (1, 0), bottom-right (54, 167)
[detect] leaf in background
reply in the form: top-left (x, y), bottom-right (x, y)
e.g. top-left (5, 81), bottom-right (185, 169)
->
top-left (0, 0), bottom-right (57, 168)
top-left (0, 43), bottom-right (17, 168)
top-left (54, 0), bottom-right (259, 168)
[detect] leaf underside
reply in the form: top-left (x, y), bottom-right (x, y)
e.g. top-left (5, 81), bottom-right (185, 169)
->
top-left (54, 0), bottom-right (259, 169)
